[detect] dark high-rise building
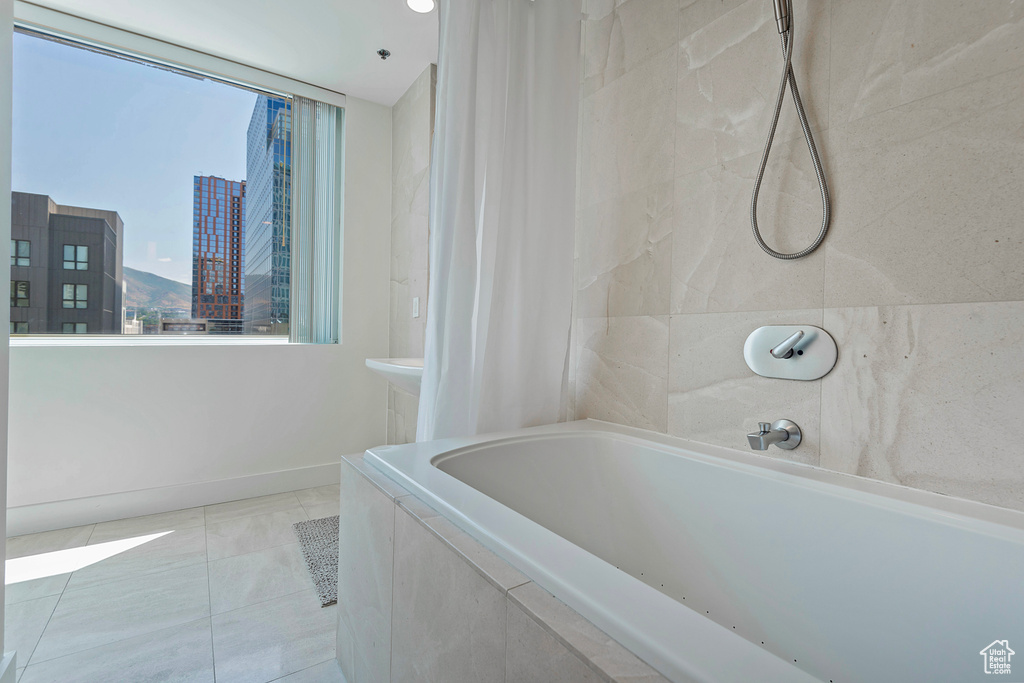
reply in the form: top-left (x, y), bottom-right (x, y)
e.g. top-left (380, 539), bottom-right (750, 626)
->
top-left (10, 191), bottom-right (124, 334)
top-left (191, 175), bottom-right (245, 327)
top-left (244, 95), bottom-right (291, 335)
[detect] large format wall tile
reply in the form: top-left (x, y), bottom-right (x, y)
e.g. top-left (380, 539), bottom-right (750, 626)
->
top-left (577, 181), bottom-right (673, 317)
top-left (669, 309), bottom-right (823, 465)
top-left (579, 45), bottom-right (677, 209)
top-left (575, 316), bottom-right (669, 432)
top-left (506, 600), bottom-right (601, 683)
top-left (582, 0), bottom-right (681, 97)
top-left (387, 386), bottom-right (419, 446)
top-left (575, 0), bottom-right (1024, 516)
top-left (672, 132), bottom-right (827, 314)
top-left (820, 302), bottom-right (1024, 512)
top-left (392, 66), bottom-right (434, 193)
top-left (829, 0), bottom-right (1024, 126)
top-left (508, 582), bottom-right (670, 682)
top-left (676, 0), bottom-right (830, 178)
top-left (336, 459), bottom-right (396, 683)
top-left (391, 508), bottom-right (506, 683)
top-left (824, 67), bottom-right (1024, 308)
top-left (389, 64), bottom-right (433, 445)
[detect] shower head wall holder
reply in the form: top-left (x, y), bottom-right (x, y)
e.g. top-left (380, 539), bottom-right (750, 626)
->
top-left (744, 325), bottom-right (837, 381)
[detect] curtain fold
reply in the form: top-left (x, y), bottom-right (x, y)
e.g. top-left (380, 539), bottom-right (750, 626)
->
top-left (290, 96), bottom-right (342, 344)
top-left (417, 0), bottom-right (582, 441)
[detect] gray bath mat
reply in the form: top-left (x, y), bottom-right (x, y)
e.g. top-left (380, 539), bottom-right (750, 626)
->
top-left (293, 515), bottom-right (339, 607)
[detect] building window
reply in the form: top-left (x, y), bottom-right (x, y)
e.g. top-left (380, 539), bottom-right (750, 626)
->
top-left (63, 244), bottom-right (89, 270)
top-left (62, 322), bottom-right (87, 334)
top-left (62, 283), bottom-right (88, 308)
top-left (11, 239), bottom-right (30, 266)
top-left (10, 322), bottom-right (28, 334)
top-left (11, 280), bottom-right (29, 307)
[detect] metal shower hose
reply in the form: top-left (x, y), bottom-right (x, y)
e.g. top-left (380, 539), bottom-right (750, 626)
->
top-left (750, 0), bottom-right (831, 260)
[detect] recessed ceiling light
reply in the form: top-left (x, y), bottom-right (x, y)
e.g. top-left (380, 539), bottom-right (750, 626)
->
top-left (407, 0), bottom-right (435, 13)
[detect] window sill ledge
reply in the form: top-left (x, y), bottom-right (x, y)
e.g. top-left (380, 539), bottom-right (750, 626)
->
top-left (10, 336), bottom-right (292, 348)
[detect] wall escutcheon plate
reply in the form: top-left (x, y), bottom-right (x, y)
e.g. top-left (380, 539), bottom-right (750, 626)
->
top-left (743, 325), bottom-right (837, 381)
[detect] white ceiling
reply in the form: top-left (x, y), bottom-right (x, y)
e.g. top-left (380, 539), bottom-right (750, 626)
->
top-left (29, 0), bottom-right (439, 106)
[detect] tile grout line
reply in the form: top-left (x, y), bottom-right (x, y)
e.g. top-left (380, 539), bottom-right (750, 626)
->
top-left (20, 618), bottom-right (216, 678)
top-left (17, 587), bottom-right (63, 673)
top-left (206, 514), bottom-right (219, 683)
top-left (210, 586), bottom-right (316, 620)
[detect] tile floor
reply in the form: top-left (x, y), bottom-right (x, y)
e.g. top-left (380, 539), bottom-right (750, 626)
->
top-left (5, 485), bottom-right (345, 683)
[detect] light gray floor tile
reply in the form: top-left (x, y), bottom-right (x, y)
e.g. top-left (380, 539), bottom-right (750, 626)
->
top-left (5, 574), bottom-right (71, 606)
top-left (31, 563), bottom-right (210, 664)
top-left (205, 508), bottom-right (309, 561)
top-left (204, 493), bottom-right (304, 525)
top-left (271, 659), bottom-right (346, 682)
top-left (208, 543), bottom-right (311, 615)
top-left (5, 594), bottom-right (60, 669)
top-left (64, 525), bottom-right (208, 592)
top-left (295, 485), bottom-right (339, 512)
top-left (211, 590), bottom-right (336, 683)
top-left (299, 502), bottom-right (339, 520)
top-left (18, 618), bottom-right (215, 683)
top-left (7, 526), bottom-right (94, 560)
top-left (88, 507), bottom-right (206, 544)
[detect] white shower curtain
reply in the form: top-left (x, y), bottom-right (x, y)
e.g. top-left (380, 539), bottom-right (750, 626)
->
top-left (416, 0), bottom-right (582, 441)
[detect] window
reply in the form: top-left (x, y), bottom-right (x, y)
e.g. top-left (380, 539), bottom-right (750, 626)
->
top-left (62, 283), bottom-right (88, 309)
top-left (63, 244), bottom-right (88, 270)
top-left (12, 28), bottom-right (339, 339)
top-left (11, 280), bottom-right (29, 307)
top-left (11, 239), bottom-right (30, 266)
top-left (62, 322), bottom-right (87, 334)
top-left (10, 322), bottom-right (28, 334)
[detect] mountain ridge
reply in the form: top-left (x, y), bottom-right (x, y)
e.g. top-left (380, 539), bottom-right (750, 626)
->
top-left (124, 266), bottom-right (191, 310)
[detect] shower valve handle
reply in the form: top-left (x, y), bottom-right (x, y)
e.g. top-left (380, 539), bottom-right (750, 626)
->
top-left (770, 330), bottom-right (804, 359)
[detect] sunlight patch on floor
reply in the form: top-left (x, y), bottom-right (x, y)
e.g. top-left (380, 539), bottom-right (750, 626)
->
top-left (5, 531), bottom-right (174, 584)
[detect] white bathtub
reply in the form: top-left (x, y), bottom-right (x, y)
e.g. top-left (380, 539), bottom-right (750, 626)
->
top-left (365, 420), bottom-right (1024, 683)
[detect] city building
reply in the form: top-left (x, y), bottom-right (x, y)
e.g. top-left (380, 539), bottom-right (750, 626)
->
top-left (10, 191), bottom-right (124, 334)
top-left (191, 175), bottom-right (245, 332)
top-left (244, 95), bottom-right (291, 335)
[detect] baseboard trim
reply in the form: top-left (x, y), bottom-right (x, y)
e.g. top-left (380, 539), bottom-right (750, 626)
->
top-left (7, 461), bottom-right (345, 536)
top-left (0, 652), bottom-right (16, 683)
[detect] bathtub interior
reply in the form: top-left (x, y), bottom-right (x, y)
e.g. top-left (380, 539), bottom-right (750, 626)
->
top-left (431, 431), bottom-right (1024, 683)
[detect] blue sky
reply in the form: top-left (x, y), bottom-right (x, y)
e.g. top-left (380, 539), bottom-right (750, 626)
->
top-left (12, 32), bottom-right (258, 284)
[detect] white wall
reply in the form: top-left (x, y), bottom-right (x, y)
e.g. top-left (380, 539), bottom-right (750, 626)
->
top-left (7, 96), bottom-right (392, 529)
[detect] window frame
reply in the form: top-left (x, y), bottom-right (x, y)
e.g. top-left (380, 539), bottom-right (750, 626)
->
top-left (11, 239), bottom-right (30, 267)
top-left (10, 13), bottom-right (345, 344)
top-left (63, 244), bottom-right (88, 270)
top-left (61, 283), bottom-right (88, 309)
top-left (11, 280), bottom-right (30, 308)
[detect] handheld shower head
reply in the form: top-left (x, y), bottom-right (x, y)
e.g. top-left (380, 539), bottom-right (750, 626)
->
top-left (772, 0), bottom-right (790, 33)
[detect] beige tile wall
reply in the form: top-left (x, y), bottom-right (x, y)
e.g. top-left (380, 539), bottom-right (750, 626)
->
top-left (572, 0), bottom-right (1024, 511)
top-left (388, 64), bottom-right (436, 444)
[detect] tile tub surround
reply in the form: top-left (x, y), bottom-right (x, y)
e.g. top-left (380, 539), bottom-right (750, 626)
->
top-left (572, 0), bottom-right (1024, 511)
top-left (387, 64), bottom-right (436, 445)
top-left (336, 455), bottom-right (671, 683)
